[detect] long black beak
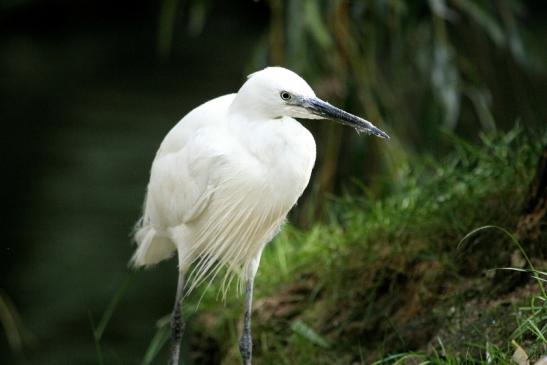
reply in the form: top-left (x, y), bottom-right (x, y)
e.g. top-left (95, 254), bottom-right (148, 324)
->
top-left (303, 98), bottom-right (390, 139)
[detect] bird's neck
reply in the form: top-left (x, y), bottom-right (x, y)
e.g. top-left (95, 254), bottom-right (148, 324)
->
top-left (229, 90), bottom-right (280, 120)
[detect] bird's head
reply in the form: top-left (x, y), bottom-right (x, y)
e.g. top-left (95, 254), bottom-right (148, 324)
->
top-left (231, 66), bottom-right (389, 139)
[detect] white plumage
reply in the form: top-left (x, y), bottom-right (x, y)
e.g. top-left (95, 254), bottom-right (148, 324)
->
top-left (132, 68), bottom-right (316, 294)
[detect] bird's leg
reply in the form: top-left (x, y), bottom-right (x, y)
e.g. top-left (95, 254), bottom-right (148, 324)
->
top-left (239, 278), bottom-right (254, 365)
top-left (168, 270), bottom-right (186, 365)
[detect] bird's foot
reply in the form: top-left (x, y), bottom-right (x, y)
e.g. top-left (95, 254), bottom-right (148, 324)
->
top-left (239, 333), bottom-right (252, 365)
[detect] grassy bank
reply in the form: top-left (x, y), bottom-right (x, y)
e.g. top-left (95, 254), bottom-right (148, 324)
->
top-left (176, 127), bottom-right (546, 365)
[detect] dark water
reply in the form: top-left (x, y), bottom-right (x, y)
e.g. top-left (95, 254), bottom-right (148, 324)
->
top-left (1, 1), bottom-right (268, 363)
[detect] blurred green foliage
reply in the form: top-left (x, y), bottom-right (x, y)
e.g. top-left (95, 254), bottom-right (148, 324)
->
top-left (262, 0), bottom-right (545, 213)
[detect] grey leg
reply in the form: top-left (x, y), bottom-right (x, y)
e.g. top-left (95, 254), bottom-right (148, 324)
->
top-left (168, 270), bottom-right (186, 365)
top-left (239, 278), bottom-right (254, 365)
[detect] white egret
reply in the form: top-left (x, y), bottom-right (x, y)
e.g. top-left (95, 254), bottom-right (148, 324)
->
top-left (131, 66), bottom-right (389, 365)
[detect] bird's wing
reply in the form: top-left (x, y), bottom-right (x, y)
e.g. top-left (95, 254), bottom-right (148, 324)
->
top-left (143, 94), bottom-right (236, 231)
top-left (145, 128), bottom-right (228, 231)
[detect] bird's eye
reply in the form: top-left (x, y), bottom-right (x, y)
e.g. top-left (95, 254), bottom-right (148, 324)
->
top-left (280, 91), bottom-right (292, 101)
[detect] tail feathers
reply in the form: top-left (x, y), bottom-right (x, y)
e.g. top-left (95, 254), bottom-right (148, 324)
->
top-left (130, 222), bottom-right (175, 267)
